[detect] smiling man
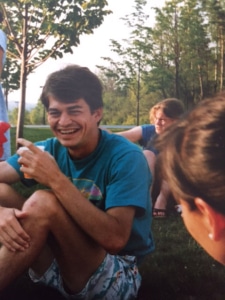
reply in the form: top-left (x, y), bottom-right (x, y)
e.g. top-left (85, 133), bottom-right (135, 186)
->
top-left (0, 65), bottom-right (154, 299)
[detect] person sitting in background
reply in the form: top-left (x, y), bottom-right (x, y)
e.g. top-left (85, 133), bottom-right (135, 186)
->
top-left (0, 65), bottom-right (154, 298)
top-left (117, 98), bottom-right (185, 217)
top-left (116, 103), bottom-right (157, 173)
top-left (155, 92), bottom-right (225, 265)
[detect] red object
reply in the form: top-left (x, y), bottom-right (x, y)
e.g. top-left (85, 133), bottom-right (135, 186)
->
top-left (0, 121), bottom-right (10, 158)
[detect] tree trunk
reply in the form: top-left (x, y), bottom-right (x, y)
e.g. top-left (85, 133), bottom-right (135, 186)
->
top-left (219, 26), bottom-right (224, 91)
top-left (16, 5), bottom-right (28, 149)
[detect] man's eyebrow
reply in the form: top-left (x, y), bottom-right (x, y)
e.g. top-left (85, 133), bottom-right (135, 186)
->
top-left (48, 105), bottom-right (82, 112)
top-left (67, 105), bottom-right (82, 110)
top-left (47, 107), bottom-right (59, 112)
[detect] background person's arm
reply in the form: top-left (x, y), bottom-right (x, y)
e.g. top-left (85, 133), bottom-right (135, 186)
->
top-left (116, 126), bottom-right (143, 143)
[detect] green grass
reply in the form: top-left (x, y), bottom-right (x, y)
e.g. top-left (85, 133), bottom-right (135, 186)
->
top-left (9, 128), bottom-right (225, 299)
top-left (138, 217), bottom-right (225, 299)
top-left (10, 127), bottom-right (53, 154)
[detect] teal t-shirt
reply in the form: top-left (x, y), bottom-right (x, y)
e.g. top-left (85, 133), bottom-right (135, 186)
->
top-left (7, 130), bottom-right (154, 262)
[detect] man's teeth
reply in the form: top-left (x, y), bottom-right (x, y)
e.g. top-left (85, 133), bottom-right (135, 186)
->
top-left (60, 129), bottom-right (77, 134)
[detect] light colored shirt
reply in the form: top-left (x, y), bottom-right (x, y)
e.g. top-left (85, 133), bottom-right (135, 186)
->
top-left (0, 29), bottom-right (7, 65)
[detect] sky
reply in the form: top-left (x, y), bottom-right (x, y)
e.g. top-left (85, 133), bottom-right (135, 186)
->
top-left (8, 0), bottom-right (166, 105)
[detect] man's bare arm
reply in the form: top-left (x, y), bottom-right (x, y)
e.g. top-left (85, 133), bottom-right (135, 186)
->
top-left (0, 161), bottom-right (21, 183)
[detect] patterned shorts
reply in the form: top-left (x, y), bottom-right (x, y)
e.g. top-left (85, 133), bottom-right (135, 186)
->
top-left (29, 254), bottom-right (141, 299)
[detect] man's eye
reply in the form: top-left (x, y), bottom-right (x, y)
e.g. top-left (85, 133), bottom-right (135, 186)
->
top-left (69, 110), bottom-right (80, 115)
top-left (48, 111), bottom-right (60, 117)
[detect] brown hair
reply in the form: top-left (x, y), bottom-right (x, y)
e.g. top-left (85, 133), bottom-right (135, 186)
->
top-left (149, 98), bottom-right (185, 123)
top-left (41, 64), bottom-right (103, 113)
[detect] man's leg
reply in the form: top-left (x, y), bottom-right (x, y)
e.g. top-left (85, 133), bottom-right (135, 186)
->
top-left (143, 150), bottom-right (156, 176)
top-left (0, 188), bottom-right (52, 290)
top-left (0, 189), bottom-right (106, 293)
top-left (0, 183), bottom-right (25, 209)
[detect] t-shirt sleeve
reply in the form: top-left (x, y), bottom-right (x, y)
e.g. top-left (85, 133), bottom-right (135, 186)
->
top-left (140, 125), bottom-right (158, 154)
top-left (139, 124), bottom-right (154, 145)
top-left (105, 149), bottom-right (151, 216)
top-left (7, 153), bottom-right (23, 176)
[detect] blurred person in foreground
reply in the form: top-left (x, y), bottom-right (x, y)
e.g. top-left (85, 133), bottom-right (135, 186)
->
top-left (0, 65), bottom-right (154, 299)
top-left (155, 92), bottom-right (225, 265)
top-left (117, 98), bottom-right (185, 217)
top-left (0, 10), bottom-right (10, 161)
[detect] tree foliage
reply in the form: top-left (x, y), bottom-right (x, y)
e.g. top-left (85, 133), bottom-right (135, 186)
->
top-left (97, 0), bottom-right (153, 125)
top-left (4, 0), bottom-right (225, 127)
top-left (97, 0), bottom-right (225, 125)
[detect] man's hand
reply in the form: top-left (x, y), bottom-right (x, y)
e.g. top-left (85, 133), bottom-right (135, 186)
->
top-left (17, 138), bottom-right (61, 187)
top-left (0, 207), bottom-right (30, 252)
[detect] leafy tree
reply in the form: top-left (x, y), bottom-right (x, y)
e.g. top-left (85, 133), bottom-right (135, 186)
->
top-left (149, 1), bottom-right (185, 101)
top-left (202, 0), bottom-right (225, 92)
top-left (29, 100), bottom-right (46, 125)
top-left (97, 0), bottom-right (152, 125)
top-left (8, 107), bottom-right (30, 126)
top-left (150, 0), bottom-right (213, 107)
top-left (0, 0), bottom-right (111, 146)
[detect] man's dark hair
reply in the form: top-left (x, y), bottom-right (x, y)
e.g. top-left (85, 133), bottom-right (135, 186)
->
top-left (41, 65), bottom-right (103, 112)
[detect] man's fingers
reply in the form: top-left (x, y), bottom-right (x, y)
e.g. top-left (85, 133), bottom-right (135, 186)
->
top-left (0, 208), bottom-right (31, 251)
top-left (17, 138), bottom-right (40, 154)
top-left (14, 209), bottom-right (28, 220)
top-left (2, 226), bottom-right (30, 252)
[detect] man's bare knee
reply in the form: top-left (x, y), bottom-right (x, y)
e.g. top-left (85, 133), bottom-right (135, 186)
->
top-left (22, 190), bottom-right (59, 221)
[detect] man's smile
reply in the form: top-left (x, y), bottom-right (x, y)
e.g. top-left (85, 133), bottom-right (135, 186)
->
top-left (58, 128), bottom-right (80, 135)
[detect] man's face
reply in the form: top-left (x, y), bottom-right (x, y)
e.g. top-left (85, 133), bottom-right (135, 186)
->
top-left (47, 96), bottom-right (103, 158)
top-left (154, 109), bottom-right (175, 134)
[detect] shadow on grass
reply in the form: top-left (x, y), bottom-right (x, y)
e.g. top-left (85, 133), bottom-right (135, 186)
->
top-left (0, 273), bottom-right (65, 300)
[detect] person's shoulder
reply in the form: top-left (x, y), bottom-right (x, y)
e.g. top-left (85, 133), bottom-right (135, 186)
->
top-left (101, 129), bottom-right (142, 152)
top-left (141, 124), bottom-right (156, 134)
top-left (100, 130), bottom-right (149, 174)
top-left (141, 124), bottom-right (155, 129)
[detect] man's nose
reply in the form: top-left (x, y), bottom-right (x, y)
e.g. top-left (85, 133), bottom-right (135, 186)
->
top-left (58, 112), bottom-right (70, 125)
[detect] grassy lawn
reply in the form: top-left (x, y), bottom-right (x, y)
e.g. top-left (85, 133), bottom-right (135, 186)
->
top-left (138, 217), bottom-right (225, 299)
top-left (10, 127), bottom-right (54, 154)
top-left (6, 128), bottom-right (225, 299)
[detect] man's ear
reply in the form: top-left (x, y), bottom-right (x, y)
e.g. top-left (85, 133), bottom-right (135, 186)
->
top-left (194, 198), bottom-right (225, 241)
top-left (94, 108), bottom-right (103, 122)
